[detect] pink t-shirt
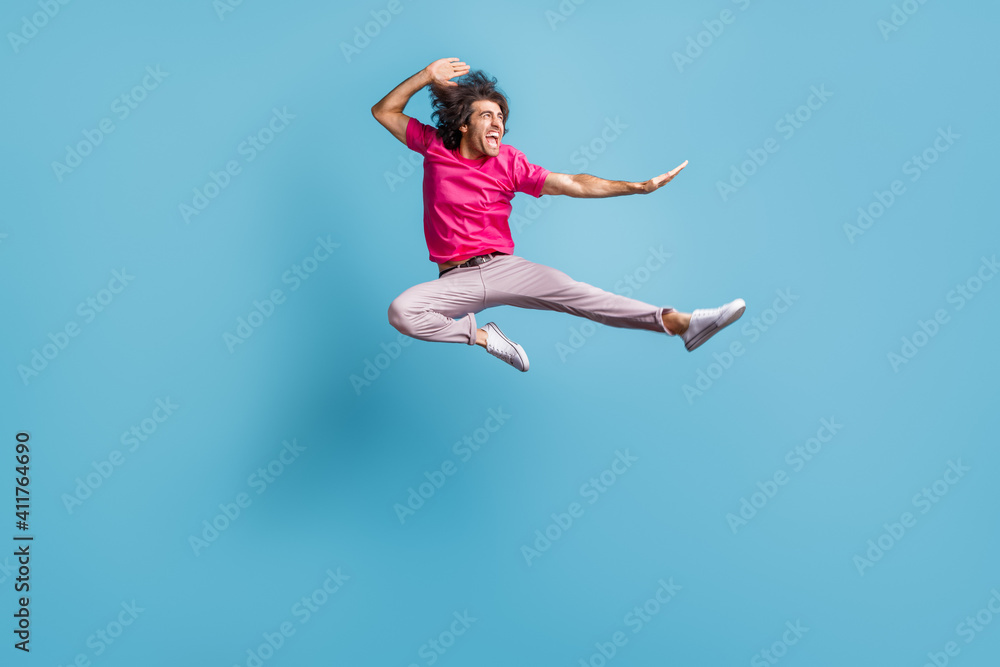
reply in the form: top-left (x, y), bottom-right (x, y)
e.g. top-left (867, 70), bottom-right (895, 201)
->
top-left (406, 117), bottom-right (550, 263)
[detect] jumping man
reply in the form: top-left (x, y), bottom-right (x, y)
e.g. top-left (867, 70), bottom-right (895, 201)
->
top-left (371, 57), bottom-right (745, 372)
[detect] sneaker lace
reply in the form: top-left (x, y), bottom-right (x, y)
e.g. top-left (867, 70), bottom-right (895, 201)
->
top-left (488, 341), bottom-right (517, 365)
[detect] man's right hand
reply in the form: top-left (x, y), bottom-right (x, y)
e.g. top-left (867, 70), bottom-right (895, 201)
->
top-left (372, 59), bottom-right (469, 146)
top-left (425, 58), bottom-right (470, 87)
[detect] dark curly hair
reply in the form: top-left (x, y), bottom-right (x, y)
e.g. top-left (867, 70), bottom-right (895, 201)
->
top-left (429, 70), bottom-right (510, 150)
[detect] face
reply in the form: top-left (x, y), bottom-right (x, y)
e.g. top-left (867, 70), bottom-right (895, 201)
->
top-left (459, 99), bottom-right (505, 158)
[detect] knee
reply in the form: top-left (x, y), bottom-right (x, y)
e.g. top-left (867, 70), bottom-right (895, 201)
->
top-left (387, 296), bottom-right (414, 336)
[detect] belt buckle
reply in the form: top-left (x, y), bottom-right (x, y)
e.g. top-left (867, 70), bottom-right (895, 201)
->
top-left (456, 251), bottom-right (498, 271)
top-left (475, 251), bottom-right (498, 267)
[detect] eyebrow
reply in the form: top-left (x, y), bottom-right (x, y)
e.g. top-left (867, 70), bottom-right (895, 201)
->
top-left (481, 110), bottom-right (503, 117)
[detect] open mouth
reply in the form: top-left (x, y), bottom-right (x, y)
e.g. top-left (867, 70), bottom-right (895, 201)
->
top-left (486, 132), bottom-right (499, 148)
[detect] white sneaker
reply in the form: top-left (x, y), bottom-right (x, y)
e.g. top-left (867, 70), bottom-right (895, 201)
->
top-left (482, 322), bottom-right (529, 372)
top-left (681, 298), bottom-right (746, 352)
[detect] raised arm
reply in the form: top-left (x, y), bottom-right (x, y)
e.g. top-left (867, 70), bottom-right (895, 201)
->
top-left (371, 58), bottom-right (470, 145)
top-left (540, 160), bottom-right (689, 197)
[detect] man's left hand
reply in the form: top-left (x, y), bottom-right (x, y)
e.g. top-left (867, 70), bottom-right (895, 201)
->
top-left (639, 160), bottom-right (688, 194)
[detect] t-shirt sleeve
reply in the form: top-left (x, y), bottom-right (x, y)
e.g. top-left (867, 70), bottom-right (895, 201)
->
top-left (510, 148), bottom-right (550, 198)
top-left (405, 117), bottom-right (437, 155)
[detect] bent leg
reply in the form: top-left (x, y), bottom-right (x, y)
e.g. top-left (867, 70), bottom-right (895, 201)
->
top-left (479, 255), bottom-right (677, 335)
top-left (387, 266), bottom-right (485, 345)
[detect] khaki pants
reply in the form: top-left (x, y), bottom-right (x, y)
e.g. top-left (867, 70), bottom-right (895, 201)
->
top-left (388, 254), bottom-right (676, 345)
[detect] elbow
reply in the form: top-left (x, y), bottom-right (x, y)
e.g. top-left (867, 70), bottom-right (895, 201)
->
top-left (566, 176), bottom-right (584, 198)
top-left (568, 173), bottom-right (592, 197)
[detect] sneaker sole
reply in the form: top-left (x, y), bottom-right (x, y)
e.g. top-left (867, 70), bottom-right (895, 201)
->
top-left (485, 323), bottom-right (530, 372)
top-left (685, 300), bottom-right (746, 352)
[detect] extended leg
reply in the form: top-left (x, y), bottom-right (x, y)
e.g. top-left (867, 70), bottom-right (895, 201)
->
top-left (475, 255), bottom-right (743, 353)
top-left (476, 255), bottom-right (680, 335)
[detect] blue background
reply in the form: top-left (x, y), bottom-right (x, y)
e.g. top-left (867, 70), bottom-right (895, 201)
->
top-left (2, 0), bottom-right (999, 665)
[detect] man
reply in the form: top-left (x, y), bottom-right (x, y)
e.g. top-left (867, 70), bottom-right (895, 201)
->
top-left (371, 57), bottom-right (745, 372)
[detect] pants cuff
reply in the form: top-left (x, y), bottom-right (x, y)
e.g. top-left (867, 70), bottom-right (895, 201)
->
top-left (467, 312), bottom-right (478, 345)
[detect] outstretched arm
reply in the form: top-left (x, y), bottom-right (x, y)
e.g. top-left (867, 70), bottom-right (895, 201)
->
top-left (371, 58), bottom-right (470, 145)
top-left (540, 160), bottom-right (688, 197)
